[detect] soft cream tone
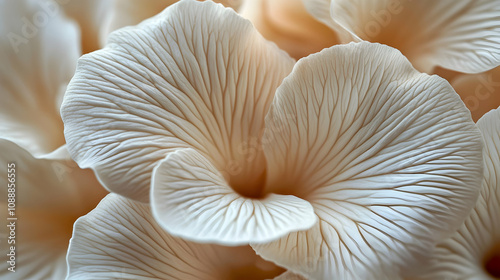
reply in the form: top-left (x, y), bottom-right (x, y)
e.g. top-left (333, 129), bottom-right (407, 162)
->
top-left (304, 0), bottom-right (500, 73)
top-left (61, 1), bottom-right (484, 278)
top-left (0, 1), bottom-right (107, 278)
top-left (240, 0), bottom-right (339, 59)
top-left (66, 193), bottom-right (300, 280)
top-left (62, 0), bottom-right (113, 54)
top-left (415, 107), bottom-right (500, 280)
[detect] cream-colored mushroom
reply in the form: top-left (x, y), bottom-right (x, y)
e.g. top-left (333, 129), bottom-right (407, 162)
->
top-left (61, 0), bottom-right (484, 278)
top-left (0, 1), bottom-right (107, 278)
top-left (414, 107), bottom-right (500, 280)
top-left (66, 194), bottom-right (298, 280)
top-left (303, 0), bottom-right (500, 74)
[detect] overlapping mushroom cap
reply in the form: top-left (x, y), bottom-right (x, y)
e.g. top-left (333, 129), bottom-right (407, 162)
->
top-left (0, 141), bottom-right (105, 279)
top-left (250, 41), bottom-right (484, 279)
top-left (61, 0), bottom-right (484, 278)
top-left (61, 0), bottom-right (299, 207)
top-left (303, 0), bottom-right (500, 73)
top-left (415, 107), bottom-right (500, 280)
top-left (0, 1), bottom-right (107, 278)
top-left (66, 193), bottom-right (301, 280)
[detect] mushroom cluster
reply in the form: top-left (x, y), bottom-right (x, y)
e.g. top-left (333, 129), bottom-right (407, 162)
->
top-left (1, 0), bottom-right (500, 279)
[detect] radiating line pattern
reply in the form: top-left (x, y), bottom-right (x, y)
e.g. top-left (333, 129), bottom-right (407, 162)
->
top-left (254, 42), bottom-right (483, 280)
top-left (151, 148), bottom-right (317, 245)
top-left (67, 194), bottom-right (287, 280)
top-left (61, 0), bottom-right (295, 202)
top-left (416, 108), bottom-right (500, 280)
top-left (303, 0), bottom-right (500, 73)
